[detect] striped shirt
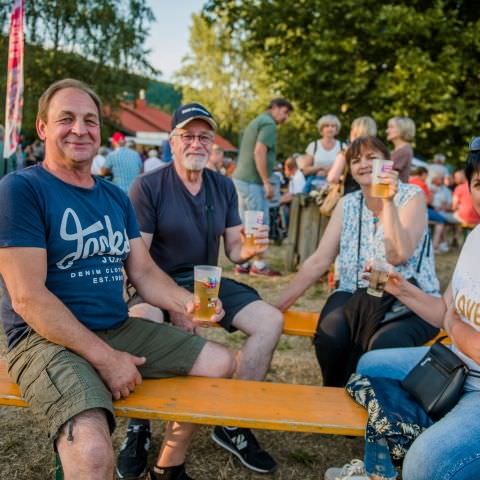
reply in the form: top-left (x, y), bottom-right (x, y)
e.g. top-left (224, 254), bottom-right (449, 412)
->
top-left (104, 147), bottom-right (142, 193)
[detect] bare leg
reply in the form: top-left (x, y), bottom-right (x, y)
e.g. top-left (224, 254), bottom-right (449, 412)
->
top-left (129, 302), bottom-right (164, 323)
top-left (433, 223), bottom-right (444, 249)
top-left (156, 341), bottom-right (235, 467)
top-left (231, 300), bottom-right (283, 380)
top-left (56, 409), bottom-right (113, 480)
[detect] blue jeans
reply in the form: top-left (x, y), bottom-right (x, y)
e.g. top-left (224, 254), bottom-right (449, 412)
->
top-left (428, 207), bottom-right (447, 224)
top-left (233, 179), bottom-right (270, 227)
top-left (358, 348), bottom-right (480, 480)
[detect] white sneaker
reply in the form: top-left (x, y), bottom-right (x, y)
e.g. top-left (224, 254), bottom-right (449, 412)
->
top-left (438, 242), bottom-right (449, 253)
top-left (324, 458), bottom-right (369, 480)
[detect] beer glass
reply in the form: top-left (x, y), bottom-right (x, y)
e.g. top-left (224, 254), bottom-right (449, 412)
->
top-left (367, 259), bottom-right (392, 297)
top-left (371, 159), bottom-right (394, 198)
top-left (244, 210), bottom-right (264, 248)
top-left (194, 266), bottom-right (222, 324)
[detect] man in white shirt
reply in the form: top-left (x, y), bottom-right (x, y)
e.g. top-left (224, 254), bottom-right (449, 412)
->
top-left (90, 146), bottom-right (109, 175)
top-left (281, 155), bottom-right (306, 205)
top-left (143, 149), bottom-right (166, 173)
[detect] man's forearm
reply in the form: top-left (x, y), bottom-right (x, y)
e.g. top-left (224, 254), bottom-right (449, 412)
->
top-left (254, 151), bottom-right (270, 183)
top-left (227, 241), bottom-right (253, 264)
top-left (132, 262), bottom-right (192, 314)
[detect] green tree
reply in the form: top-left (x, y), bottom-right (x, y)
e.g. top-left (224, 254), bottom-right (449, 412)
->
top-left (204, 0), bottom-right (480, 162)
top-left (175, 13), bottom-right (287, 148)
top-left (0, 0), bottom-right (156, 139)
top-left (146, 80), bottom-right (182, 113)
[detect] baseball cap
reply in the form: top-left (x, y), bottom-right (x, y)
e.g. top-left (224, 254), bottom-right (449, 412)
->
top-left (111, 131), bottom-right (125, 144)
top-left (171, 102), bottom-right (217, 131)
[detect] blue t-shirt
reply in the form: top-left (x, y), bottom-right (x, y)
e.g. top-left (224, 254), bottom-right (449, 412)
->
top-left (129, 164), bottom-right (241, 275)
top-left (0, 164), bottom-right (141, 349)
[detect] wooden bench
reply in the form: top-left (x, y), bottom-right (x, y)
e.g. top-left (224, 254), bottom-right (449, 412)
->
top-left (0, 359), bottom-right (366, 436)
top-left (269, 309), bottom-right (450, 344)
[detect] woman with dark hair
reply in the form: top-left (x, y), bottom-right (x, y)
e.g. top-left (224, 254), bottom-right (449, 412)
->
top-left (326, 138), bottom-right (480, 480)
top-left (275, 136), bottom-right (440, 387)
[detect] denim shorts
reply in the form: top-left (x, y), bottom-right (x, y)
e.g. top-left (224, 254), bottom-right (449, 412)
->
top-left (6, 318), bottom-right (206, 439)
top-left (233, 179), bottom-right (270, 227)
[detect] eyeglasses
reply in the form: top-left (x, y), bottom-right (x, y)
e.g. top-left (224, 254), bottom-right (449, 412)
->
top-left (171, 132), bottom-right (214, 146)
top-left (469, 137), bottom-right (480, 152)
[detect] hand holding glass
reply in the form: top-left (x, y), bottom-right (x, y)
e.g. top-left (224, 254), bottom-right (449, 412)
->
top-left (244, 210), bottom-right (264, 248)
top-left (371, 159), bottom-right (394, 198)
top-left (194, 266), bottom-right (221, 325)
top-left (367, 259), bottom-right (392, 297)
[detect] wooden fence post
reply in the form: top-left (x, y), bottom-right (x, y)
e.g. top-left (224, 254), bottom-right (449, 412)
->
top-left (284, 194), bottom-right (330, 272)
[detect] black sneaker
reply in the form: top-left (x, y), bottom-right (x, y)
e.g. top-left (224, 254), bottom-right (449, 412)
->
top-left (211, 426), bottom-right (277, 474)
top-left (147, 464), bottom-right (194, 480)
top-left (116, 421), bottom-right (151, 479)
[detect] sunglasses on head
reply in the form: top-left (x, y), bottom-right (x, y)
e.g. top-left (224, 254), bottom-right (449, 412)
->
top-left (469, 137), bottom-right (480, 152)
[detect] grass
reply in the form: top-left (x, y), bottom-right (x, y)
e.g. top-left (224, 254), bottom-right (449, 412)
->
top-left (0, 243), bottom-right (458, 479)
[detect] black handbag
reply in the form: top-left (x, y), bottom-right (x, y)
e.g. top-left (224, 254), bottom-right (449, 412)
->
top-left (401, 338), bottom-right (480, 420)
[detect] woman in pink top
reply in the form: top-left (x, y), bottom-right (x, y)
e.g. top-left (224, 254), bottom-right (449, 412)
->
top-left (386, 117), bottom-right (415, 183)
top-left (453, 170), bottom-right (480, 225)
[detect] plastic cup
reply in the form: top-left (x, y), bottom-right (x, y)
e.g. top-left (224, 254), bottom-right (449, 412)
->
top-left (367, 259), bottom-right (392, 297)
top-left (193, 266), bottom-right (222, 325)
top-left (244, 210), bottom-right (264, 248)
top-left (371, 159), bottom-right (394, 198)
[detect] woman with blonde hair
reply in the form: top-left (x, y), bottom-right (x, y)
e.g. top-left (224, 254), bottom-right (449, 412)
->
top-left (386, 116), bottom-right (415, 183)
top-left (304, 114), bottom-right (342, 178)
top-left (328, 116), bottom-right (377, 192)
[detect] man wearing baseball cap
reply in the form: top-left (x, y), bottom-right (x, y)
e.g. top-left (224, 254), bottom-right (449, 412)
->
top-left (117, 102), bottom-right (283, 478)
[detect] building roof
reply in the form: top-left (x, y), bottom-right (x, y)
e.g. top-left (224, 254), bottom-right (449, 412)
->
top-left (107, 100), bottom-right (237, 152)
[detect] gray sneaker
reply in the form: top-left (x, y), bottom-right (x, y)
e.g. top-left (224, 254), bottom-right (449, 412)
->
top-left (324, 459), bottom-right (368, 480)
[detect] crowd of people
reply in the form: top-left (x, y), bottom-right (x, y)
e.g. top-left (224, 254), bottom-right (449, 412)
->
top-left (0, 78), bottom-right (479, 480)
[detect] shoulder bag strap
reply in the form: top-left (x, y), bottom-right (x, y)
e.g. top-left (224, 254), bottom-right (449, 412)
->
top-left (416, 232), bottom-right (430, 273)
top-left (356, 193), bottom-right (363, 289)
top-left (203, 171), bottom-right (216, 266)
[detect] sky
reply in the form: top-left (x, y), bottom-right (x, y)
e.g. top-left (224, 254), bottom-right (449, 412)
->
top-left (146, 0), bottom-right (207, 82)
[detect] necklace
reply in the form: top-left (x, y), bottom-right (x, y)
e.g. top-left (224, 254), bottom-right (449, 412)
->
top-left (371, 213), bottom-right (380, 247)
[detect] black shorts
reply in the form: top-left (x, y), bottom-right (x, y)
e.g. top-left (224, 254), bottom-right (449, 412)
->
top-left (128, 277), bottom-right (261, 332)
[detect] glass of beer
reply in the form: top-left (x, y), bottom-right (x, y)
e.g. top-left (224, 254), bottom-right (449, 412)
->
top-left (367, 259), bottom-right (392, 297)
top-left (371, 159), bottom-right (394, 198)
top-left (194, 266), bottom-right (222, 325)
top-left (244, 210), bottom-right (264, 248)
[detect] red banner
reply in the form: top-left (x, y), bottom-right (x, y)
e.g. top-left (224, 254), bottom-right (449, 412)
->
top-left (3, 0), bottom-right (24, 159)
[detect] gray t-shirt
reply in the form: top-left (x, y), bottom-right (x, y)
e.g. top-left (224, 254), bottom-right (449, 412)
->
top-left (129, 164), bottom-right (241, 274)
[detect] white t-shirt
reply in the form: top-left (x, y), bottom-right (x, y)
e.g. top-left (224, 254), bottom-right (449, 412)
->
top-left (288, 169), bottom-right (306, 194)
top-left (452, 225), bottom-right (480, 390)
top-left (305, 140), bottom-right (341, 170)
top-left (91, 154), bottom-right (106, 175)
top-left (430, 184), bottom-right (452, 211)
top-left (144, 157), bottom-right (167, 173)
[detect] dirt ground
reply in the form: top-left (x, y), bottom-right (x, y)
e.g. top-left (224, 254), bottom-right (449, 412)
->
top-left (0, 244), bottom-right (458, 480)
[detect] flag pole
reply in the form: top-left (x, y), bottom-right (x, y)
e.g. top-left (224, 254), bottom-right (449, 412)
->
top-left (3, 0), bottom-right (25, 175)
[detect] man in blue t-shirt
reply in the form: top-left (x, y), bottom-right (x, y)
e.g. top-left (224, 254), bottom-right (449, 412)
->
top-left (118, 103), bottom-right (283, 477)
top-left (0, 79), bottom-right (235, 480)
